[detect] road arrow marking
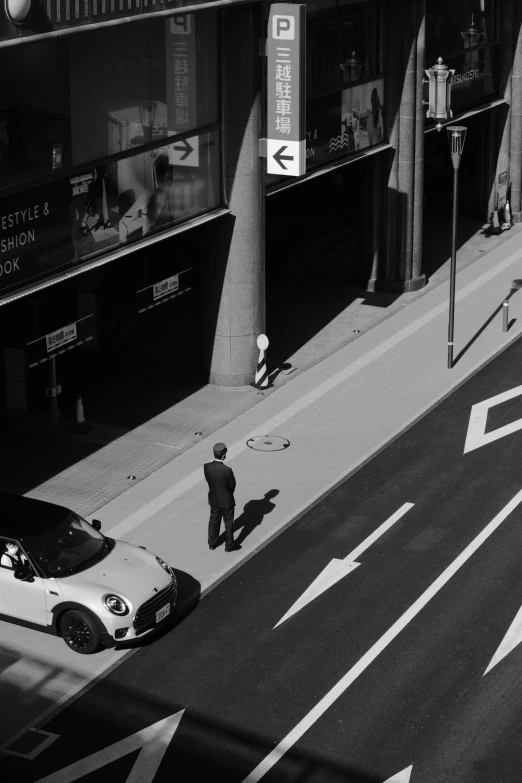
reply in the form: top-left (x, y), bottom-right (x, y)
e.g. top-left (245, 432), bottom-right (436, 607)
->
top-left (173, 138), bottom-right (194, 161)
top-left (484, 604), bottom-right (522, 675)
top-left (383, 766), bottom-right (413, 783)
top-left (243, 488), bottom-right (522, 783)
top-left (35, 710), bottom-right (184, 783)
top-left (274, 503), bottom-right (414, 628)
top-left (273, 145), bottom-right (294, 170)
top-left (464, 385), bottom-right (522, 453)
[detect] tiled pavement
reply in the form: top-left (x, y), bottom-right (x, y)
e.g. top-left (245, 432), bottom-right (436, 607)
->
top-left (1, 217), bottom-right (522, 757)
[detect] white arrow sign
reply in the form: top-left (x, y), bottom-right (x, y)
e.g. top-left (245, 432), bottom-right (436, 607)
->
top-left (274, 503), bottom-right (414, 628)
top-left (484, 604), bottom-right (522, 675)
top-left (35, 710), bottom-right (184, 783)
top-left (464, 385), bottom-right (522, 453)
top-left (244, 488), bottom-right (522, 783)
top-left (384, 766), bottom-right (413, 783)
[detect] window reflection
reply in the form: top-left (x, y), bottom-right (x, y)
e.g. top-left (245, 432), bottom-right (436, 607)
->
top-left (0, 13), bottom-right (218, 192)
top-left (306, 0), bottom-right (382, 100)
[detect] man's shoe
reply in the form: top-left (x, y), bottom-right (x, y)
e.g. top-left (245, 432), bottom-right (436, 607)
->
top-left (209, 544), bottom-right (217, 550)
top-left (225, 543), bottom-right (241, 552)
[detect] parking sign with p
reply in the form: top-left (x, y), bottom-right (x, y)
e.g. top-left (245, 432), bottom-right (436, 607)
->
top-left (273, 14), bottom-right (295, 39)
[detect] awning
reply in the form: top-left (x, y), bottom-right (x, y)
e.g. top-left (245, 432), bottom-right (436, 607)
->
top-left (424, 98), bottom-right (508, 134)
top-left (0, 207), bottom-right (230, 308)
top-left (266, 143), bottom-right (393, 197)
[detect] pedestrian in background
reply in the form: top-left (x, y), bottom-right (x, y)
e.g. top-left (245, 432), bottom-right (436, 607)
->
top-left (204, 442), bottom-right (239, 552)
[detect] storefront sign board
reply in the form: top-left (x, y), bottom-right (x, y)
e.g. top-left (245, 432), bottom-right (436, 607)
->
top-left (153, 274), bottom-right (179, 300)
top-left (45, 322), bottom-right (78, 353)
top-left (267, 3), bottom-right (306, 177)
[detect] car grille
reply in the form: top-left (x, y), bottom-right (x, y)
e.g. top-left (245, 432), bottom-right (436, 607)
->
top-left (133, 580), bottom-right (177, 635)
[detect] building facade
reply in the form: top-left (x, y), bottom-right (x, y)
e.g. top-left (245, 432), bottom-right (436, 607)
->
top-left (0, 0), bottom-right (520, 426)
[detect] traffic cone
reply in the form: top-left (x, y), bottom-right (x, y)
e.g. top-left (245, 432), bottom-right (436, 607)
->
top-left (72, 395), bottom-right (91, 434)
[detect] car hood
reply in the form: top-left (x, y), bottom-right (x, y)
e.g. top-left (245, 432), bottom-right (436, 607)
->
top-left (57, 540), bottom-right (171, 603)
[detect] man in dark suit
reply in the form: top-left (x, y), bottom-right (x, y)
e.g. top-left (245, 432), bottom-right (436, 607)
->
top-left (204, 442), bottom-right (239, 552)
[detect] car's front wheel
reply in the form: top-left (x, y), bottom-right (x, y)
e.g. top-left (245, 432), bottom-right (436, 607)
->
top-left (60, 609), bottom-right (102, 654)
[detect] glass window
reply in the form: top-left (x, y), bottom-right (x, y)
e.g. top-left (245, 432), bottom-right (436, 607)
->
top-left (0, 12), bottom-right (218, 190)
top-left (426, 0), bottom-right (499, 61)
top-left (306, 0), bottom-right (382, 100)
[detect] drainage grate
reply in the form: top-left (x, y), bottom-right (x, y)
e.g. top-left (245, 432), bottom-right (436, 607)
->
top-left (3, 728), bottom-right (59, 760)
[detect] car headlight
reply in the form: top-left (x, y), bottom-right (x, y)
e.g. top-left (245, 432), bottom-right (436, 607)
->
top-left (156, 556), bottom-right (174, 577)
top-left (103, 594), bottom-right (130, 616)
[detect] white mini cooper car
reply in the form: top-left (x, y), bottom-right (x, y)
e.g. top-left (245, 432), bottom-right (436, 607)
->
top-left (0, 493), bottom-right (177, 654)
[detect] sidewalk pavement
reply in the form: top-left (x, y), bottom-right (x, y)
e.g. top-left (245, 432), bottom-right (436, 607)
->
top-left (2, 223), bottom-right (522, 756)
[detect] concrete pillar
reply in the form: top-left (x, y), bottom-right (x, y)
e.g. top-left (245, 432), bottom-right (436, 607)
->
top-left (199, 6), bottom-right (265, 386)
top-left (412, 0), bottom-right (426, 284)
top-left (384, 0), bottom-right (401, 282)
top-left (382, 0), bottom-right (426, 292)
top-left (509, 3), bottom-right (522, 221)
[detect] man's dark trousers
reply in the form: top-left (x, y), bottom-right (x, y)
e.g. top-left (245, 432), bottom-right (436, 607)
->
top-left (204, 459), bottom-right (236, 549)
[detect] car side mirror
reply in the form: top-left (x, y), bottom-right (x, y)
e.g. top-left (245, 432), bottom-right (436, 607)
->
top-left (92, 519), bottom-right (102, 531)
top-left (14, 566), bottom-right (35, 582)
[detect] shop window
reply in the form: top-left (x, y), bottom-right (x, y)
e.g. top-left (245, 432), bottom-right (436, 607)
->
top-left (426, 0), bottom-right (499, 61)
top-left (0, 12), bottom-right (218, 190)
top-left (306, 0), bottom-right (382, 101)
top-left (0, 39), bottom-right (71, 190)
top-left (70, 13), bottom-right (218, 166)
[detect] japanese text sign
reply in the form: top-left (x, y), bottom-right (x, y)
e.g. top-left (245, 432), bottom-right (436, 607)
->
top-left (46, 323), bottom-right (77, 353)
top-left (267, 3), bottom-right (306, 177)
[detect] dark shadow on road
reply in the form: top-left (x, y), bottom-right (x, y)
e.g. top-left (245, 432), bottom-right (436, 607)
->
top-left (0, 673), bottom-right (392, 782)
top-left (453, 286), bottom-right (520, 367)
top-left (220, 489), bottom-right (280, 547)
top-left (114, 568), bottom-right (201, 652)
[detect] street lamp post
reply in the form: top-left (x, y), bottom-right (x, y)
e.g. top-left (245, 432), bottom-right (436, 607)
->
top-left (446, 125), bottom-right (467, 369)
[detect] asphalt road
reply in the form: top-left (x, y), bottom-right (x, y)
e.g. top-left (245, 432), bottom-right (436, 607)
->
top-left (5, 337), bottom-right (522, 783)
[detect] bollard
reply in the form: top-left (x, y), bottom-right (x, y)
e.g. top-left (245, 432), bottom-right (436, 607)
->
top-left (71, 394), bottom-right (91, 434)
top-left (503, 300), bottom-right (509, 332)
top-left (254, 334), bottom-right (269, 389)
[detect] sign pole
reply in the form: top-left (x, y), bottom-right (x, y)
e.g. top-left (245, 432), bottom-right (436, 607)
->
top-left (49, 356), bottom-right (59, 428)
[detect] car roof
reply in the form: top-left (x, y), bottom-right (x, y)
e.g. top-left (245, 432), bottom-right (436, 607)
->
top-left (0, 493), bottom-right (72, 539)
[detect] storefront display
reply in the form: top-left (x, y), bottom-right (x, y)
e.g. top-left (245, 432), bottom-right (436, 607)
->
top-left (305, 76), bottom-right (385, 167)
top-left (0, 128), bottom-right (220, 295)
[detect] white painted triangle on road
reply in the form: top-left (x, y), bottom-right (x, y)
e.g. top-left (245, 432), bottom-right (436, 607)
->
top-left (383, 765), bottom-right (413, 783)
top-left (484, 604), bottom-right (522, 675)
top-left (274, 503), bottom-right (414, 629)
top-left (464, 384), bottom-right (522, 454)
top-left (35, 710), bottom-right (185, 783)
top-left (274, 559), bottom-right (361, 628)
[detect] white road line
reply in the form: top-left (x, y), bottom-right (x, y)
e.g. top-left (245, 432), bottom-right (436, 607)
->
top-left (274, 503), bottom-right (414, 627)
top-left (34, 710), bottom-right (185, 783)
top-left (242, 487), bottom-right (522, 783)
top-left (107, 246), bottom-right (522, 540)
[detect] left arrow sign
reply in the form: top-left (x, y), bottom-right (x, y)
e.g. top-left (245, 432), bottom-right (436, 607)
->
top-left (35, 710), bottom-right (185, 783)
top-left (274, 503), bottom-right (414, 628)
top-left (273, 145), bottom-right (294, 170)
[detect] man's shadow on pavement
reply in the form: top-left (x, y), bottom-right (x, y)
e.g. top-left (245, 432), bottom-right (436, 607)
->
top-left (218, 489), bottom-right (280, 547)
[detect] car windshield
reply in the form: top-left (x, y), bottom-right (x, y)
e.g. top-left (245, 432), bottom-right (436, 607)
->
top-left (21, 513), bottom-right (109, 578)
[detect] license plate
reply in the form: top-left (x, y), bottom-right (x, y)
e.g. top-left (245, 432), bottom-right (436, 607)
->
top-left (156, 603), bottom-right (170, 623)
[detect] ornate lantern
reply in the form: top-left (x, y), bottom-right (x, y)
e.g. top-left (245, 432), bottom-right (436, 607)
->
top-left (424, 57), bottom-right (455, 131)
top-left (461, 14), bottom-right (486, 48)
top-left (340, 52), bottom-right (363, 83)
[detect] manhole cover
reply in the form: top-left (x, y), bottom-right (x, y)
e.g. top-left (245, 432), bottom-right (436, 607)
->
top-left (246, 435), bottom-right (290, 451)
